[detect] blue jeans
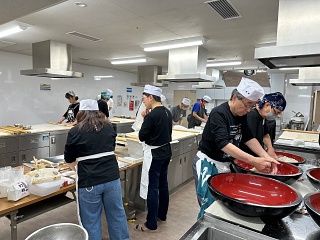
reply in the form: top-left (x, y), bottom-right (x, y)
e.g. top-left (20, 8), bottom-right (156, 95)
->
top-left (78, 178), bottom-right (129, 240)
top-left (145, 157), bottom-right (171, 230)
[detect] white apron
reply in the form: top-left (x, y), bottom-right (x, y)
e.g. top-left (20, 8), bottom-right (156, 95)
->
top-left (139, 140), bottom-right (179, 200)
top-left (75, 151), bottom-right (114, 226)
top-left (140, 142), bottom-right (161, 199)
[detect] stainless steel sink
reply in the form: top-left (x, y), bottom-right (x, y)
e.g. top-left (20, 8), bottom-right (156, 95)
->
top-left (196, 227), bottom-right (249, 240)
top-left (179, 213), bottom-right (276, 240)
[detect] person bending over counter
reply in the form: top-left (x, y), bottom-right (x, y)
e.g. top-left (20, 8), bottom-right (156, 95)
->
top-left (188, 95), bottom-right (212, 129)
top-left (57, 91), bottom-right (79, 126)
top-left (192, 77), bottom-right (279, 219)
top-left (240, 92), bottom-right (286, 158)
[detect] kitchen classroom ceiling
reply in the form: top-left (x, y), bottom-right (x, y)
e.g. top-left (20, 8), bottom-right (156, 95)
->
top-left (0, 0), bottom-right (279, 74)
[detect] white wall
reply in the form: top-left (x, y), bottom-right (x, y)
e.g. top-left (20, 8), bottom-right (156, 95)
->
top-left (0, 51), bottom-right (142, 125)
top-left (282, 73), bottom-right (312, 129)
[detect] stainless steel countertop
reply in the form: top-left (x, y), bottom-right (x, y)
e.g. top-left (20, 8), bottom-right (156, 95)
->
top-left (180, 163), bottom-right (320, 240)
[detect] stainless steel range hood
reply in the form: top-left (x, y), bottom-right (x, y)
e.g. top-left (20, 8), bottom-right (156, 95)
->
top-left (192, 69), bottom-right (225, 89)
top-left (255, 0), bottom-right (320, 70)
top-left (20, 40), bottom-right (83, 78)
top-left (131, 65), bottom-right (167, 87)
top-left (290, 67), bottom-right (320, 86)
top-left (158, 46), bottom-right (219, 83)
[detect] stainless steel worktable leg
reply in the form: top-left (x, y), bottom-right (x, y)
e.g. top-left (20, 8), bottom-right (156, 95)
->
top-left (9, 210), bottom-right (19, 240)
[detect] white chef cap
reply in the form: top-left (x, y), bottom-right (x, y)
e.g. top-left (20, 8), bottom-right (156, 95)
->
top-left (105, 89), bottom-right (113, 96)
top-left (143, 84), bottom-right (162, 97)
top-left (203, 95), bottom-right (212, 102)
top-left (237, 77), bottom-right (264, 101)
top-left (79, 99), bottom-right (99, 111)
top-left (182, 98), bottom-right (191, 106)
top-left (160, 94), bottom-right (166, 102)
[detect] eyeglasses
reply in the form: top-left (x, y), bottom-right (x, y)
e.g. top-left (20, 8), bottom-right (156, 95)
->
top-left (240, 99), bottom-right (255, 110)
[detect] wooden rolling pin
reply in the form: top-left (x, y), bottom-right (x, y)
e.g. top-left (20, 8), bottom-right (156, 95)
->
top-left (48, 122), bottom-right (73, 127)
top-left (282, 129), bottom-right (320, 134)
top-left (125, 134), bottom-right (139, 140)
top-left (116, 137), bottom-right (127, 142)
top-left (173, 129), bottom-right (201, 133)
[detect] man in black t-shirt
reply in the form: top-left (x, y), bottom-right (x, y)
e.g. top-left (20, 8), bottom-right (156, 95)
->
top-left (193, 77), bottom-right (279, 219)
top-left (134, 84), bottom-right (172, 233)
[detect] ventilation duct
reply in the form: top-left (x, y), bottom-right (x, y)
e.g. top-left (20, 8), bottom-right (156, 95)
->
top-left (131, 65), bottom-right (167, 87)
top-left (20, 40), bottom-right (83, 78)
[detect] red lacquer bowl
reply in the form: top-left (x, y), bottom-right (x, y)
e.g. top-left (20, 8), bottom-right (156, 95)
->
top-left (232, 159), bottom-right (303, 185)
top-left (306, 168), bottom-right (320, 190)
top-left (275, 151), bottom-right (305, 165)
top-left (208, 173), bottom-right (302, 220)
top-left (304, 192), bottom-right (320, 227)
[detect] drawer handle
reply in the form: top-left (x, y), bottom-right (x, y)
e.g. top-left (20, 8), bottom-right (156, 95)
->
top-left (11, 155), bottom-right (16, 164)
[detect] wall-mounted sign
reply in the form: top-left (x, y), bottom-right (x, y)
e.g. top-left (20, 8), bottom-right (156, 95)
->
top-left (126, 87), bottom-right (132, 93)
top-left (40, 84), bottom-right (51, 90)
top-left (129, 100), bottom-right (134, 111)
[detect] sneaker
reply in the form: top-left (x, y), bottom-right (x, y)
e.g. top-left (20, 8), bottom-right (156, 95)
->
top-left (134, 223), bottom-right (156, 233)
top-left (157, 218), bottom-right (166, 223)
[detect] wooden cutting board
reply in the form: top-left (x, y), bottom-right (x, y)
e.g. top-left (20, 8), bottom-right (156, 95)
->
top-left (279, 131), bottom-right (319, 142)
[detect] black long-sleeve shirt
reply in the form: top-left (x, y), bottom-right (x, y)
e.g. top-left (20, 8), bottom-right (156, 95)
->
top-left (199, 102), bottom-right (254, 162)
top-left (240, 108), bottom-right (269, 156)
top-left (64, 123), bottom-right (119, 188)
top-left (97, 99), bottom-right (109, 118)
top-left (139, 106), bottom-right (172, 160)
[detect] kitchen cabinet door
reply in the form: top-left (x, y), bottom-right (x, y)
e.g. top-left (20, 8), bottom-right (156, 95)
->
top-left (19, 147), bottom-right (49, 164)
top-left (0, 152), bottom-right (19, 167)
top-left (182, 150), bottom-right (197, 182)
top-left (168, 156), bottom-right (183, 191)
top-left (49, 133), bottom-right (67, 156)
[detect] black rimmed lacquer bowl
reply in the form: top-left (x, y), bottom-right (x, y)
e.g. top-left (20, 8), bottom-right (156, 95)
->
top-left (304, 192), bottom-right (320, 227)
top-left (306, 167), bottom-right (320, 190)
top-left (207, 173), bottom-right (302, 221)
top-left (275, 151), bottom-right (305, 165)
top-left (231, 159), bottom-right (303, 185)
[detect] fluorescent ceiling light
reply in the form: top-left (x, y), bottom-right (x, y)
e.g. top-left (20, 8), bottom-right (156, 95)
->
top-left (0, 25), bottom-right (27, 38)
top-left (142, 36), bottom-right (206, 52)
top-left (74, 2), bottom-right (87, 7)
top-left (207, 61), bottom-right (242, 67)
top-left (279, 67), bottom-right (299, 71)
top-left (94, 75), bottom-right (114, 80)
top-left (110, 58), bottom-right (146, 65)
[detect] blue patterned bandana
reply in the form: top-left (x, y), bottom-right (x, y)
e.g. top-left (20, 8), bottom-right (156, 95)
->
top-left (258, 92), bottom-right (286, 111)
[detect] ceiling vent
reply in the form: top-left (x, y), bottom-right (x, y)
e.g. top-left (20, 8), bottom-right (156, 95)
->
top-left (205, 0), bottom-right (241, 20)
top-left (67, 31), bottom-right (102, 42)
